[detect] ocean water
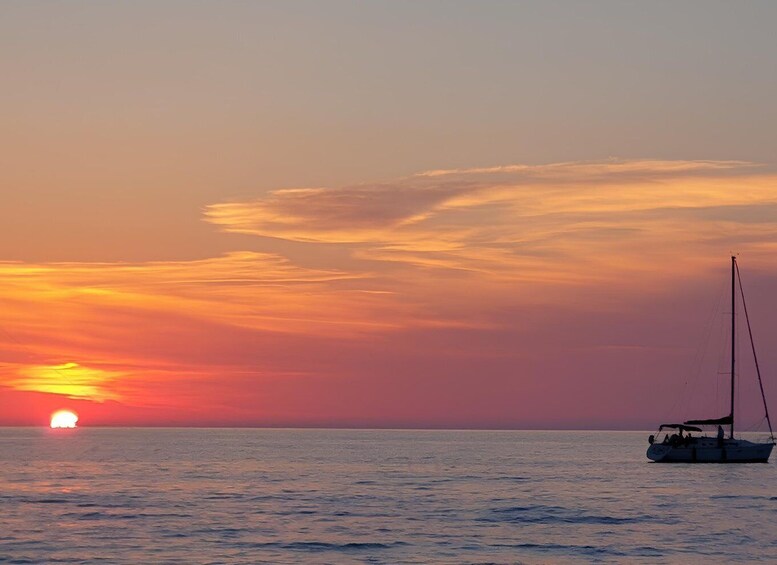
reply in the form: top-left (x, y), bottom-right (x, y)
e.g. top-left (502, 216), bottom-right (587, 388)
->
top-left (0, 429), bottom-right (775, 564)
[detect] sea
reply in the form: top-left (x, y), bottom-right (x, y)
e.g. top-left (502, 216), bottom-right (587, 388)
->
top-left (0, 429), bottom-right (775, 564)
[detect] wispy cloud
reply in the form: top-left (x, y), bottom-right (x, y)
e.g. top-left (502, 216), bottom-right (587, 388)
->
top-left (0, 251), bottom-right (398, 339)
top-left (204, 159), bottom-right (777, 286)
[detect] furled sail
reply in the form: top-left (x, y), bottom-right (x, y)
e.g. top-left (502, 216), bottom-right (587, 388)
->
top-left (659, 424), bottom-right (702, 432)
top-left (683, 415), bottom-right (733, 426)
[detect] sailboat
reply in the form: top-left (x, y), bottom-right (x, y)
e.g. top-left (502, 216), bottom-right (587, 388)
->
top-left (647, 256), bottom-right (775, 463)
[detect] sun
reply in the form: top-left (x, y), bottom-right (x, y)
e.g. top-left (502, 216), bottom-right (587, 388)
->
top-left (50, 410), bottom-right (79, 429)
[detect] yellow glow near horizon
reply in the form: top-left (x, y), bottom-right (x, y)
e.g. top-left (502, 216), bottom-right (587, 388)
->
top-left (10, 362), bottom-right (121, 402)
top-left (50, 410), bottom-right (78, 429)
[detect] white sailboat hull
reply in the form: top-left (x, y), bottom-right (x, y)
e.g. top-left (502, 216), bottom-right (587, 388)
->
top-left (647, 438), bottom-right (773, 463)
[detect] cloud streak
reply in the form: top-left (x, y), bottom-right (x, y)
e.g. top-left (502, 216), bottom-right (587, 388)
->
top-left (0, 251), bottom-right (407, 410)
top-left (205, 159), bottom-right (777, 286)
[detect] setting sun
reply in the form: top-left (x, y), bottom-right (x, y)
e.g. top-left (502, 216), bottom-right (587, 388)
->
top-left (50, 410), bottom-right (78, 429)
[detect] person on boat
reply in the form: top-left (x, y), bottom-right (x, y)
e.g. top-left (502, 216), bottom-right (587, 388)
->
top-left (717, 425), bottom-right (724, 447)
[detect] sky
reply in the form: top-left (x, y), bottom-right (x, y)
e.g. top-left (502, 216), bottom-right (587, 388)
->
top-left (1, 1), bottom-right (777, 428)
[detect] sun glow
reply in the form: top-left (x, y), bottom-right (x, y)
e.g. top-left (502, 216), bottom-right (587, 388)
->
top-left (11, 363), bottom-right (121, 402)
top-left (50, 410), bottom-right (78, 429)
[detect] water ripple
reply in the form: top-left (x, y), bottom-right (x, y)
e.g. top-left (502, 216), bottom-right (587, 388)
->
top-left (0, 429), bottom-right (774, 564)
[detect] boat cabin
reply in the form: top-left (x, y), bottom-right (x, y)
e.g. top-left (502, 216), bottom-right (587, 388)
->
top-left (649, 424), bottom-right (703, 447)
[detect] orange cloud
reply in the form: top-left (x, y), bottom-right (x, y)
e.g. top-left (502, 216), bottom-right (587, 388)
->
top-left (0, 251), bottom-right (400, 339)
top-left (204, 160), bottom-right (777, 288)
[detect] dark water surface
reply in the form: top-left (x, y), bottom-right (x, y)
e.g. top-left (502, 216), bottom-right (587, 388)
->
top-left (0, 429), bottom-right (774, 563)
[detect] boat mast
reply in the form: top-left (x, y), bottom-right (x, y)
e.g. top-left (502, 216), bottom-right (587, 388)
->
top-left (730, 255), bottom-right (736, 439)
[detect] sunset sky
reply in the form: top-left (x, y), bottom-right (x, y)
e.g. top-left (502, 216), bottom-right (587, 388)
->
top-left (2, 1), bottom-right (777, 428)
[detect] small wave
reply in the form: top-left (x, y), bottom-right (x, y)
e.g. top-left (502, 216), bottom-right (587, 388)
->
top-left (710, 494), bottom-right (774, 501)
top-left (494, 541), bottom-right (629, 557)
top-left (481, 504), bottom-right (653, 525)
top-left (203, 493), bottom-right (247, 500)
top-left (68, 511), bottom-right (194, 521)
top-left (244, 540), bottom-right (407, 552)
top-left (485, 475), bottom-right (531, 483)
top-left (75, 512), bottom-right (105, 520)
top-left (192, 526), bottom-right (243, 537)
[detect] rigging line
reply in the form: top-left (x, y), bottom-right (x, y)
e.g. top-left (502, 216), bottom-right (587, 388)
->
top-left (743, 415), bottom-right (767, 434)
top-left (714, 276), bottom-right (732, 415)
top-left (745, 416), bottom-right (766, 432)
top-left (662, 272), bottom-right (727, 422)
top-left (735, 262), bottom-right (775, 442)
